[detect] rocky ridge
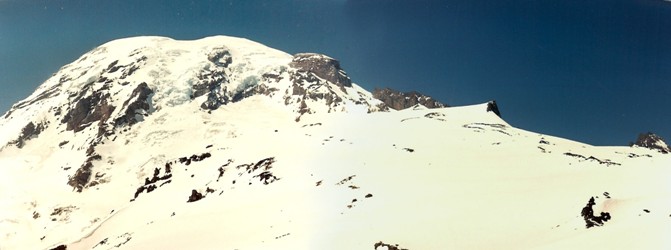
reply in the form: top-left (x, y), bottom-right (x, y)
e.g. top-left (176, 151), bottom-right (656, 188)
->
top-left (372, 87), bottom-right (446, 111)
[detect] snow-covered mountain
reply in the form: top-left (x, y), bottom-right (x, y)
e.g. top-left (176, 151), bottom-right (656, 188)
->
top-left (1, 36), bottom-right (670, 250)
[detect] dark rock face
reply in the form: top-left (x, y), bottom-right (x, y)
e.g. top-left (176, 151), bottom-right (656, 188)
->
top-left (192, 70), bottom-right (227, 100)
top-left (581, 197), bottom-right (611, 228)
top-left (103, 56), bottom-right (146, 80)
top-left (372, 87), bottom-right (446, 110)
top-left (187, 189), bottom-right (204, 203)
top-left (374, 241), bottom-right (408, 250)
top-left (114, 82), bottom-right (154, 127)
top-left (178, 152), bottom-right (212, 166)
top-left (50, 245), bottom-right (67, 250)
top-left (68, 145), bottom-right (108, 192)
top-left (307, 92), bottom-right (343, 107)
top-left (59, 51), bottom-right (152, 134)
top-left (486, 101), bottom-right (501, 118)
top-left (106, 60), bottom-right (121, 73)
top-left (255, 171), bottom-right (280, 185)
top-left (193, 49), bottom-right (231, 110)
top-left (207, 47), bottom-right (232, 67)
top-left (237, 157), bottom-right (276, 174)
top-left (131, 166), bottom-right (173, 201)
top-left (8, 121), bottom-right (47, 148)
top-left (61, 91), bottom-right (115, 133)
top-left (68, 161), bottom-right (94, 192)
top-left (289, 53), bottom-right (352, 88)
top-left (231, 84), bottom-right (279, 103)
top-left (201, 90), bottom-right (228, 110)
top-left (232, 157), bottom-right (281, 185)
top-left (563, 152), bottom-right (621, 166)
top-left (632, 132), bottom-right (669, 154)
top-left (287, 69), bottom-right (353, 120)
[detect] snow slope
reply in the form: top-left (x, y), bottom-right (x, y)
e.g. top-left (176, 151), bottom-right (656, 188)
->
top-left (1, 36), bottom-right (670, 250)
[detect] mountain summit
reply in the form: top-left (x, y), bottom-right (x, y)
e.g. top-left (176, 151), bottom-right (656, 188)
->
top-left (1, 36), bottom-right (669, 250)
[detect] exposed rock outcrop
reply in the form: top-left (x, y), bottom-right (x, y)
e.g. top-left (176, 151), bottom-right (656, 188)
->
top-left (580, 197), bottom-right (611, 228)
top-left (231, 84), bottom-right (278, 103)
top-left (372, 87), bottom-right (446, 110)
top-left (207, 47), bottom-right (232, 67)
top-left (193, 65), bottom-right (229, 110)
top-left (50, 245), bottom-right (67, 250)
top-left (114, 82), bottom-right (154, 127)
top-left (374, 241), bottom-right (408, 250)
top-left (67, 161), bottom-right (94, 192)
top-left (61, 91), bottom-right (115, 133)
top-left (189, 47), bottom-right (233, 110)
top-left (67, 144), bottom-right (107, 192)
top-left (289, 53), bottom-right (352, 89)
top-left (632, 132), bottom-right (669, 154)
top-left (187, 189), bottom-right (204, 203)
top-left (286, 61), bottom-right (364, 120)
top-left (486, 100), bottom-right (501, 118)
top-left (7, 121), bottom-right (47, 148)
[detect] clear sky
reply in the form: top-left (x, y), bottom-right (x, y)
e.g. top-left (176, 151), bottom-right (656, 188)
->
top-left (1, 0), bottom-right (670, 146)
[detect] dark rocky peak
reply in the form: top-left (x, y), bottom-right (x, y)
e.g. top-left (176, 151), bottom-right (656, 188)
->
top-left (114, 82), bottom-right (154, 127)
top-left (632, 132), bottom-right (669, 154)
top-left (289, 53), bottom-right (352, 89)
top-left (486, 100), bottom-right (501, 118)
top-left (372, 87), bottom-right (447, 111)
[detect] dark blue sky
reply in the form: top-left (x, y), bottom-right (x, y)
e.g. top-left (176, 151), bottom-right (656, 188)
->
top-left (1, 0), bottom-right (670, 146)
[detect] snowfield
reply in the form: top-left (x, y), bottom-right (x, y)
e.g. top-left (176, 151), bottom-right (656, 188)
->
top-left (0, 35), bottom-right (670, 250)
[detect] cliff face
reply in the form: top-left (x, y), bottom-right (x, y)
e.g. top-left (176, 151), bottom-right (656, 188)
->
top-left (289, 53), bottom-right (352, 89)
